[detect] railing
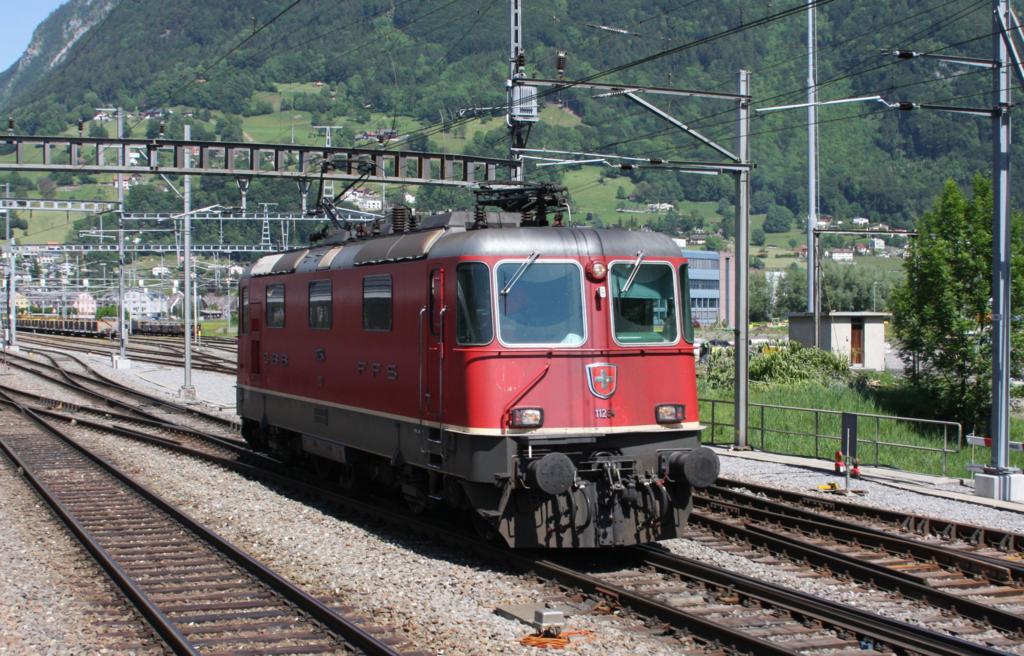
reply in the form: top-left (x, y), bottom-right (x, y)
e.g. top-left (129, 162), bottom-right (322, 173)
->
top-left (700, 397), bottom-right (962, 477)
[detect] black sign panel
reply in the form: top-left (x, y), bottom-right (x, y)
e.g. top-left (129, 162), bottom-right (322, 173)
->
top-left (841, 413), bottom-right (858, 459)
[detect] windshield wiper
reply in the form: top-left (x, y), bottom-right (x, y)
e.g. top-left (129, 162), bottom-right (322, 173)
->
top-left (620, 250), bottom-right (645, 295)
top-left (500, 251), bottom-right (539, 296)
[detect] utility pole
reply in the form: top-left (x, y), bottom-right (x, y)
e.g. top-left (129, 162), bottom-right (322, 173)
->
top-left (734, 70), bottom-right (752, 449)
top-left (986, 0), bottom-right (1020, 499)
top-left (506, 0), bottom-right (536, 181)
top-left (181, 125), bottom-right (196, 399)
top-left (806, 1), bottom-right (819, 343)
top-left (100, 106), bottom-right (130, 369)
top-left (4, 181), bottom-right (15, 351)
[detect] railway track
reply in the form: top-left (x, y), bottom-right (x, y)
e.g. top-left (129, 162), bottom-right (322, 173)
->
top-left (21, 389), bottom-right (1017, 655)
top-left (3, 349), bottom-right (239, 441)
top-left (685, 496), bottom-right (1024, 638)
top-left (16, 333), bottom-right (236, 375)
top-left (0, 391), bottom-right (408, 656)
top-left (5, 351), bottom-right (1021, 653)
top-left (708, 478), bottom-right (1024, 558)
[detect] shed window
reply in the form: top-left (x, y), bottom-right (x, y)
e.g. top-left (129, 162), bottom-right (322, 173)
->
top-left (266, 284), bottom-right (285, 328)
top-left (362, 275), bottom-right (392, 331)
top-left (240, 286), bottom-right (248, 335)
top-left (308, 280), bottom-right (332, 329)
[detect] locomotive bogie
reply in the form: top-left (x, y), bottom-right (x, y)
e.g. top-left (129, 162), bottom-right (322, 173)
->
top-left (237, 221), bottom-right (718, 548)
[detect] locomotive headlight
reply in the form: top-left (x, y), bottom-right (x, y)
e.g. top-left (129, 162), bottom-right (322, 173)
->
top-left (510, 407), bottom-right (544, 428)
top-left (586, 260), bottom-right (607, 281)
top-left (655, 404), bottom-right (685, 424)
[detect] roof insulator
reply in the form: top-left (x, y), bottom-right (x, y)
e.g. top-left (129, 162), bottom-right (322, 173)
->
top-left (620, 163), bottom-right (635, 170)
top-left (897, 102), bottom-right (916, 111)
top-left (894, 50), bottom-right (917, 60)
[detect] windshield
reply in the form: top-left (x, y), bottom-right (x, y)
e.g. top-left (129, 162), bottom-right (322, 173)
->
top-left (496, 261), bottom-right (585, 346)
top-left (610, 262), bottom-right (678, 344)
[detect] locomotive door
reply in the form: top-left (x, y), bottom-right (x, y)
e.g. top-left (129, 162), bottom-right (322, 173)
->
top-left (420, 268), bottom-right (446, 425)
top-left (248, 300), bottom-right (262, 381)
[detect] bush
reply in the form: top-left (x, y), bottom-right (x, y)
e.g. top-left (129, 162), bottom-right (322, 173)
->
top-left (700, 341), bottom-right (850, 390)
top-left (763, 204), bottom-right (794, 233)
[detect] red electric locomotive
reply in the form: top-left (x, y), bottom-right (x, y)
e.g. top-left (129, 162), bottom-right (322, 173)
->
top-left (237, 187), bottom-right (719, 548)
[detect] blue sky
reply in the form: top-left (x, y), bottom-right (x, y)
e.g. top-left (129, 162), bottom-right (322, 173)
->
top-left (0, 1), bottom-right (68, 71)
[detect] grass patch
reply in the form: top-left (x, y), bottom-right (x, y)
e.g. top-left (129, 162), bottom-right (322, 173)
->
top-left (699, 380), bottom-right (1024, 479)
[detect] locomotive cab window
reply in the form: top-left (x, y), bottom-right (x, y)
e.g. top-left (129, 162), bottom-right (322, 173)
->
top-left (496, 261), bottom-right (584, 346)
top-left (266, 284), bottom-right (285, 329)
top-left (308, 280), bottom-right (332, 329)
top-left (240, 286), bottom-right (248, 335)
top-left (456, 262), bottom-right (493, 345)
top-left (362, 275), bottom-right (392, 331)
top-left (610, 261), bottom-right (679, 344)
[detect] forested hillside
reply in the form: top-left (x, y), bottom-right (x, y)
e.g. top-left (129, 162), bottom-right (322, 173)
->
top-left (1, 0), bottom-right (1017, 229)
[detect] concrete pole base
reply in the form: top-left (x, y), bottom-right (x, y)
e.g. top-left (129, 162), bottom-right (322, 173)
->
top-left (179, 385), bottom-right (197, 400)
top-left (974, 472), bottom-right (1024, 503)
top-left (111, 354), bottom-right (131, 370)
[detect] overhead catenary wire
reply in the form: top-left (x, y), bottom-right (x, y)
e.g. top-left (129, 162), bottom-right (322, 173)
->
top-left (384, 0), bottom-right (841, 151)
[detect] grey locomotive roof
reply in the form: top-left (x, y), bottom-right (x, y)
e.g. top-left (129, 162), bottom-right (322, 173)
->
top-left (244, 225), bottom-right (683, 278)
top-left (427, 226), bottom-right (682, 260)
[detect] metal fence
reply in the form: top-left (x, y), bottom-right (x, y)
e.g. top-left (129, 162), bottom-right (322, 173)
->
top-left (700, 397), bottom-right (962, 477)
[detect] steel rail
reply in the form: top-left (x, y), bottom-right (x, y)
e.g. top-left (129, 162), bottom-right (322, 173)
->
top-left (711, 478), bottom-right (1024, 557)
top-left (698, 486), bottom-right (1020, 581)
top-left (0, 390), bottom-right (400, 656)
top-left (687, 506), bottom-right (1024, 635)
top-left (635, 546), bottom-right (1005, 656)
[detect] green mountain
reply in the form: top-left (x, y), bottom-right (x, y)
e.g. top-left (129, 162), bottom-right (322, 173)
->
top-left (1, 0), bottom-right (1018, 230)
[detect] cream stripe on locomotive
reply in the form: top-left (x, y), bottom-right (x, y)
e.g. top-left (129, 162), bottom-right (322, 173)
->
top-left (238, 384), bottom-right (703, 437)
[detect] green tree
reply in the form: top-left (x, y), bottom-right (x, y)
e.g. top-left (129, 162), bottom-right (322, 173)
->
top-left (752, 227), bottom-right (766, 246)
top-left (890, 177), bottom-right (1024, 430)
top-left (774, 263), bottom-right (807, 317)
top-left (750, 272), bottom-right (771, 322)
top-left (763, 205), bottom-right (794, 233)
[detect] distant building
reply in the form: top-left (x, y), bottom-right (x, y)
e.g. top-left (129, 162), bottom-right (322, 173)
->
top-left (829, 249), bottom-right (854, 262)
top-left (789, 312), bottom-right (890, 370)
top-left (854, 243), bottom-right (869, 255)
top-left (870, 237), bottom-right (886, 251)
top-left (851, 216), bottom-right (870, 226)
top-left (73, 292), bottom-right (97, 318)
top-left (676, 244), bottom-right (734, 328)
top-left (102, 288), bottom-right (169, 318)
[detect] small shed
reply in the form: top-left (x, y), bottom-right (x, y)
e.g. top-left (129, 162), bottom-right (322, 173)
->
top-left (788, 311), bottom-right (890, 370)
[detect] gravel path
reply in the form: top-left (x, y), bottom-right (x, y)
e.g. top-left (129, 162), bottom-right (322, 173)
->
top-left (0, 408), bottom-right (164, 654)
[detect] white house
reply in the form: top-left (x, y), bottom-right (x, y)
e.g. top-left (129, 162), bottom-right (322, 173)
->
top-left (73, 292), bottom-right (97, 318)
top-left (829, 249), bottom-right (854, 262)
top-left (870, 237), bottom-right (886, 251)
top-left (851, 216), bottom-right (870, 226)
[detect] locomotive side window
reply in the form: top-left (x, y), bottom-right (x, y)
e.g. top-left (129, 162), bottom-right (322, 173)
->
top-left (609, 262), bottom-right (679, 344)
top-left (496, 261), bottom-right (584, 346)
top-left (308, 280), bottom-right (332, 329)
top-left (456, 263), bottom-right (492, 345)
top-left (266, 284), bottom-right (285, 328)
top-left (679, 264), bottom-right (694, 343)
top-left (362, 275), bottom-right (392, 331)
top-left (240, 286), bottom-right (248, 335)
